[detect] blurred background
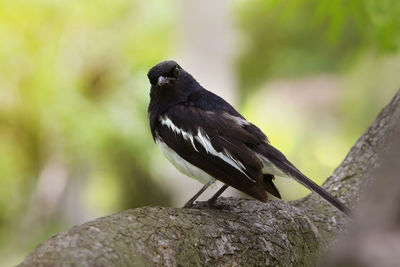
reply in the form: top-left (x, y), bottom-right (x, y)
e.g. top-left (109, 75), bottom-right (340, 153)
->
top-left (0, 0), bottom-right (399, 265)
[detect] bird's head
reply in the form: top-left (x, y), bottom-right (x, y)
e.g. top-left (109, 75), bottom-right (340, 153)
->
top-left (147, 60), bottom-right (199, 103)
top-left (147, 60), bottom-right (181, 87)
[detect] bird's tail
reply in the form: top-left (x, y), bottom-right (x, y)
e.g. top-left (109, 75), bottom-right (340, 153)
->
top-left (258, 144), bottom-right (352, 216)
top-left (287, 168), bottom-right (351, 216)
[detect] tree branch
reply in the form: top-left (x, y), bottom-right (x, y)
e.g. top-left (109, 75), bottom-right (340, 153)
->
top-left (325, 99), bottom-right (400, 267)
top-left (18, 90), bottom-right (400, 267)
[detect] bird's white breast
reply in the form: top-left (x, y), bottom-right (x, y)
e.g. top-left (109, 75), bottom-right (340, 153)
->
top-left (155, 138), bottom-right (216, 184)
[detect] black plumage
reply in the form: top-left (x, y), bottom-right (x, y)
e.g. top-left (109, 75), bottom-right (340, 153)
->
top-left (147, 60), bottom-right (351, 215)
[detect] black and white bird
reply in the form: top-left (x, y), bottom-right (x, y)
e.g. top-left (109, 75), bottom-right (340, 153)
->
top-left (147, 60), bottom-right (351, 215)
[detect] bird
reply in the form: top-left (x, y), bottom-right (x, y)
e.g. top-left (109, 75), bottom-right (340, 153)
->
top-left (147, 60), bottom-right (351, 215)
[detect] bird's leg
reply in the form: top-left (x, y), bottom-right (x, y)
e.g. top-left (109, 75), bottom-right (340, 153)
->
top-left (183, 180), bottom-right (214, 208)
top-left (207, 184), bottom-right (229, 205)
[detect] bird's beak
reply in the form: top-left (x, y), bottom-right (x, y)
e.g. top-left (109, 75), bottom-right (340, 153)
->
top-left (157, 76), bottom-right (168, 86)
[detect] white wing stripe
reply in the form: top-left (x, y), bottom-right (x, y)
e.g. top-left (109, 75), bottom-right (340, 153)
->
top-left (195, 128), bottom-right (253, 181)
top-left (160, 116), bottom-right (254, 182)
top-left (224, 148), bottom-right (246, 170)
top-left (160, 116), bottom-right (198, 152)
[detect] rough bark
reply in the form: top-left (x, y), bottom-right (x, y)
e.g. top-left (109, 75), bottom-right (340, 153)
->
top-left (18, 90), bottom-right (400, 267)
top-left (324, 113), bottom-right (400, 267)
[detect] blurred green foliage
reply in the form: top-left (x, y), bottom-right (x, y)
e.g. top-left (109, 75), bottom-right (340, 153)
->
top-left (0, 0), bottom-right (399, 265)
top-left (238, 0), bottom-right (400, 197)
top-left (0, 0), bottom-right (176, 264)
top-left (238, 0), bottom-right (400, 93)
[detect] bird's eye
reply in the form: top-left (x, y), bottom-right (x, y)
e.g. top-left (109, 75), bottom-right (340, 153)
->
top-left (173, 67), bottom-right (180, 78)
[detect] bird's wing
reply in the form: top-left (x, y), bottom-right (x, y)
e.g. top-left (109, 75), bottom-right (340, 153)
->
top-left (156, 104), bottom-right (270, 201)
top-left (187, 88), bottom-right (271, 143)
top-left (182, 89), bottom-right (350, 214)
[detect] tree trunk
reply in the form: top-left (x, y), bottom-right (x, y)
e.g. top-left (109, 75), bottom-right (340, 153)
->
top-left (18, 90), bottom-right (400, 267)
